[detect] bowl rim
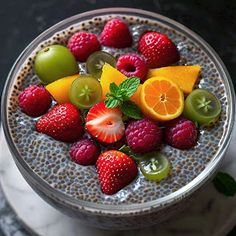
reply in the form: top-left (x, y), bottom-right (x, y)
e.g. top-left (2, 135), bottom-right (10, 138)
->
top-left (1, 7), bottom-right (235, 215)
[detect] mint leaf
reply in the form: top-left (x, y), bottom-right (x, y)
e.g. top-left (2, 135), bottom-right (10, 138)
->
top-left (213, 172), bottom-right (236, 196)
top-left (119, 77), bottom-right (140, 97)
top-left (119, 145), bottom-right (143, 161)
top-left (121, 101), bottom-right (142, 119)
top-left (109, 82), bottom-right (119, 95)
top-left (105, 98), bottom-right (121, 108)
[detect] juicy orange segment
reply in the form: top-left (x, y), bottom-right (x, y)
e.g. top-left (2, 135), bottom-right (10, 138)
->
top-left (140, 77), bottom-right (184, 121)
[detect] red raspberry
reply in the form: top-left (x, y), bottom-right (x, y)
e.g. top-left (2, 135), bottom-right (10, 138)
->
top-left (125, 118), bottom-right (162, 153)
top-left (138, 31), bottom-right (179, 68)
top-left (164, 117), bottom-right (198, 149)
top-left (116, 53), bottom-right (148, 81)
top-left (100, 18), bottom-right (132, 48)
top-left (18, 85), bottom-right (51, 117)
top-left (69, 139), bottom-right (100, 165)
top-left (67, 32), bottom-right (101, 62)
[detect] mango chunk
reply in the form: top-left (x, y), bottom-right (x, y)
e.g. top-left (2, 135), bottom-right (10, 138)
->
top-left (147, 65), bottom-right (201, 94)
top-left (100, 63), bottom-right (142, 105)
top-left (46, 74), bottom-right (80, 104)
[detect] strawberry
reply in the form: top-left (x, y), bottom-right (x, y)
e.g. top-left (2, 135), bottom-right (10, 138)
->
top-left (138, 31), bottom-right (179, 68)
top-left (36, 103), bottom-right (83, 142)
top-left (96, 150), bottom-right (138, 195)
top-left (100, 18), bottom-right (132, 48)
top-left (85, 102), bottom-right (125, 143)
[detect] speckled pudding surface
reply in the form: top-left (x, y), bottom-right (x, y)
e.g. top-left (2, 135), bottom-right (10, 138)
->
top-left (5, 13), bottom-right (230, 206)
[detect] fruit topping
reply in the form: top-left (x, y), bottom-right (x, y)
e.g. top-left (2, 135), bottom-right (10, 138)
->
top-left (34, 45), bottom-right (78, 84)
top-left (86, 102), bottom-right (125, 143)
top-left (69, 138), bottom-right (100, 165)
top-left (18, 85), bottom-right (52, 117)
top-left (116, 53), bottom-right (148, 81)
top-left (46, 74), bottom-right (79, 104)
top-left (140, 77), bottom-right (184, 121)
top-left (125, 118), bottom-right (162, 153)
top-left (105, 77), bottom-right (142, 119)
top-left (147, 65), bottom-right (201, 94)
top-left (36, 103), bottom-right (83, 142)
top-left (183, 89), bottom-right (221, 126)
top-left (164, 117), bottom-right (198, 149)
top-left (100, 18), bottom-right (132, 48)
top-left (67, 32), bottom-right (101, 62)
top-left (100, 63), bottom-right (142, 105)
top-left (96, 150), bottom-right (138, 195)
top-left (138, 32), bottom-right (179, 68)
top-left (139, 152), bottom-right (171, 182)
top-left (86, 51), bottom-right (116, 79)
top-left (69, 75), bottom-right (102, 109)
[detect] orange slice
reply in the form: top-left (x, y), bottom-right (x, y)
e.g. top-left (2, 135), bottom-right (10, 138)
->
top-left (140, 77), bottom-right (184, 121)
top-left (46, 74), bottom-right (79, 104)
top-left (147, 65), bottom-right (201, 94)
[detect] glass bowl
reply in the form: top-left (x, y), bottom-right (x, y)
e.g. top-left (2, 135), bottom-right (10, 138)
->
top-left (1, 8), bottom-right (235, 229)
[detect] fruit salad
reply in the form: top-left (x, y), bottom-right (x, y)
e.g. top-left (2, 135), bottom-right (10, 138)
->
top-left (9, 15), bottom-right (227, 203)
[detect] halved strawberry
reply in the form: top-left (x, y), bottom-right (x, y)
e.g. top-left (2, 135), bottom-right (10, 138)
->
top-left (96, 150), bottom-right (138, 195)
top-left (86, 102), bottom-right (125, 143)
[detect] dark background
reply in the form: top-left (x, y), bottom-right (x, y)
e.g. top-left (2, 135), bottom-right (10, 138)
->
top-left (0, 0), bottom-right (236, 235)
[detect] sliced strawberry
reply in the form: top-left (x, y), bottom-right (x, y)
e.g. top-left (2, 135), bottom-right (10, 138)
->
top-left (138, 31), bottom-right (179, 68)
top-left (36, 103), bottom-right (83, 142)
top-left (86, 102), bottom-right (125, 143)
top-left (96, 150), bottom-right (138, 195)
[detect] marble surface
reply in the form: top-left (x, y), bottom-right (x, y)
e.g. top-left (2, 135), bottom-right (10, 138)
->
top-left (0, 120), bottom-right (236, 236)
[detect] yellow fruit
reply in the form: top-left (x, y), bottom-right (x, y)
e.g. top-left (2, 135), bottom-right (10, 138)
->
top-left (140, 77), bottom-right (184, 121)
top-left (147, 65), bottom-right (201, 94)
top-left (100, 63), bottom-right (142, 105)
top-left (46, 74), bottom-right (79, 104)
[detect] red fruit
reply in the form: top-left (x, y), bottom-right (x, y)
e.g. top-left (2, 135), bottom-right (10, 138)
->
top-left (36, 103), bottom-right (83, 142)
top-left (69, 139), bottom-right (100, 165)
top-left (116, 53), bottom-right (148, 81)
top-left (100, 18), bottom-right (132, 48)
top-left (18, 85), bottom-right (51, 117)
top-left (138, 31), bottom-right (179, 68)
top-left (125, 118), bottom-right (162, 153)
top-left (86, 102), bottom-right (125, 143)
top-left (96, 150), bottom-right (138, 195)
top-left (67, 32), bottom-right (101, 62)
top-left (164, 117), bottom-right (198, 149)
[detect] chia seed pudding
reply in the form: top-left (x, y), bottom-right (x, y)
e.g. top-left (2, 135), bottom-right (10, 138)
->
top-left (6, 14), bottom-right (229, 206)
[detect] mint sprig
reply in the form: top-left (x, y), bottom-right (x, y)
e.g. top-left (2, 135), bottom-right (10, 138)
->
top-left (119, 145), bottom-right (143, 161)
top-left (105, 77), bottom-right (142, 119)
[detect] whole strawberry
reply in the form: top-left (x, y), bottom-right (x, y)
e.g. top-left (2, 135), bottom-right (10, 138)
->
top-left (164, 117), bottom-right (198, 149)
top-left (100, 18), bottom-right (132, 48)
top-left (138, 31), bottom-right (179, 68)
top-left (18, 85), bottom-right (52, 117)
top-left (96, 150), bottom-right (138, 195)
top-left (36, 103), bottom-right (83, 142)
top-left (67, 32), bottom-right (101, 62)
top-left (69, 138), bottom-right (100, 165)
top-left (125, 118), bottom-right (162, 153)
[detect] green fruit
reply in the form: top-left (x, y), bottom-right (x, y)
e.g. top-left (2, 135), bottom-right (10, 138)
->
top-left (34, 45), bottom-right (78, 84)
top-left (183, 89), bottom-right (221, 126)
top-left (69, 75), bottom-right (102, 109)
top-left (139, 152), bottom-right (171, 182)
top-left (86, 51), bottom-right (116, 79)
